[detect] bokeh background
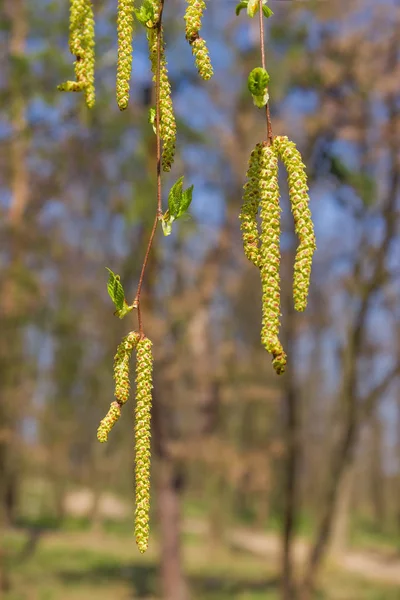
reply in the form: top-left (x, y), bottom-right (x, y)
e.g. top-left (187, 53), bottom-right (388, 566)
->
top-left (1, 0), bottom-right (400, 598)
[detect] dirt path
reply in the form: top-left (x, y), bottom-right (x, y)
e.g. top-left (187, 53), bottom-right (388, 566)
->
top-left (184, 519), bottom-right (400, 587)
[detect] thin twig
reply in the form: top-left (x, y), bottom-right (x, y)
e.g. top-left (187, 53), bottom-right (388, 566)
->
top-left (258, 0), bottom-right (273, 144)
top-left (135, 0), bottom-right (166, 336)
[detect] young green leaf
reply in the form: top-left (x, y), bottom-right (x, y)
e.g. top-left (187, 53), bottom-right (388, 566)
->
top-left (163, 177), bottom-right (194, 235)
top-left (262, 5), bottom-right (274, 18)
top-left (178, 184), bottom-right (193, 218)
top-left (248, 67), bottom-right (270, 96)
top-left (134, 0), bottom-right (155, 27)
top-left (106, 268), bottom-right (125, 311)
top-left (148, 107), bottom-right (156, 134)
top-left (248, 67), bottom-right (270, 108)
top-left (252, 90), bottom-right (269, 108)
top-left (242, 0), bottom-right (273, 18)
top-left (168, 176), bottom-right (184, 218)
top-left (235, 1), bottom-right (248, 16)
top-left (247, 0), bottom-right (259, 17)
top-left (161, 212), bottom-right (175, 236)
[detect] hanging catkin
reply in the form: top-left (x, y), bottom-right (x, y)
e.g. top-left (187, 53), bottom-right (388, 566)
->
top-left (97, 331), bottom-right (140, 443)
top-left (239, 142), bottom-right (263, 268)
top-left (258, 144), bottom-right (287, 375)
top-left (82, 0), bottom-right (95, 108)
top-left (184, 0), bottom-right (213, 80)
top-left (116, 0), bottom-right (134, 110)
top-left (147, 27), bottom-right (177, 171)
top-left (58, 0), bottom-right (95, 108)
top-left (134, 336), bottom-right (154, 554)
top-left (274, 136), bottom-right (316, 312)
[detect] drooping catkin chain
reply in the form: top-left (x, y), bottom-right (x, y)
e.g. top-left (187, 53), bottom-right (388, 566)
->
top-left (184, 0), bottom-right (213, 80)
top-left (273, 136), bottom-right (316, 312)
top-left (258, 144), bottom-right (287, 375)
top-left (97, 331), bottom-right (140, 443)
top-left (134, 336), bottom-right (153, 554)
top-left (116, 0), bottom-right (134, 110)
top-left (239, 142), bottom-right (263, 268)
top-left (147, 27), bottom-right (176, 171)
top-left (82, 0), bottom-right (95, 108)
top-left (58, 0), bottom-right (95, 108)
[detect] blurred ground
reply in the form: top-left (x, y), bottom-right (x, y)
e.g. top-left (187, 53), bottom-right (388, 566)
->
top-left (3, 501), bottom-right (400, 600)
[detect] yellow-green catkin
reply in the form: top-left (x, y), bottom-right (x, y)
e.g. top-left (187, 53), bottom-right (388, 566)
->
top-left (114, 331), bottom-right (140, 404)
top-left (147, 28), bottom-right (177, 171)
top-left (96, 331), bottom-right (140, 443)
top-left (273, 136), bottom-right (316, 312)
top-left (97, 402), bottom-right (121, 443)
top-left (82, 0), bottom-right (95, 108)
top-left (184, 0), bottom-right (213, 80)
top-left (116, 0), bottom-right (134, 110)
top-left (239, 142), bottom-right (263, 268)
top-left (134, 336), bottom-right (153, 553)
top-left (58, 0), bottom-right (95, 108)
top-left (258, 144), bottom-right (287, 375)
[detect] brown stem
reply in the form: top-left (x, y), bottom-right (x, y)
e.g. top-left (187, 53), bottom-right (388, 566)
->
top-left (134, 0), bottom-right (165, 336)
top-left (258, 0), bottom-right (273, 144)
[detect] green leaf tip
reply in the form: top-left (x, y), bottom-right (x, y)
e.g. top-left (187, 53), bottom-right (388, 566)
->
top-left (235, 2), bottom-right (248, 16)
top-left (262, 5), bottom-right (273, 18)
top-left (162, 177), bottom-right (194, 236)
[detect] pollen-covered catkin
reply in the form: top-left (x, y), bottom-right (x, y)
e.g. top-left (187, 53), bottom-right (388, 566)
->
top-left (273, 136), bottom-right (316, 312)
top-left (97, 402), bottom-right (121, 443)
top-left (134, 336), bottom-right (154, 554)
top-left (114, 331), bottom-right (140, 405)
top-left (96, 332), bottom-right (140, 444)
top-left (58, 0), bottom-right (95, 108)
top-left (82, 0), bottom-right (95, 108)
top-left (147, 28), bottom-right (176, 171)
top-left (116, 0), bottom-right (134, 110)
top-left (184, 0), bottom-right (213, 80)
top-left (258, 144), bottom-right (287, 375)
top-left (239, 143), bottom-right (263, 268)
top-left (191, 38), bottom-right (213, 81)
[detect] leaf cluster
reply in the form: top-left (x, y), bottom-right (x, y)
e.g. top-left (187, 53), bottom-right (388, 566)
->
top-left (134, 0), bottom-right (156, 28)
top-left (106, 268), bottom-right (136, 318)
top-left (235, 0), bottom-right (273, 19)
top-left (161, 176), bottom-right (194, 236)
top-left (248, 67), bottom-right (270, 108)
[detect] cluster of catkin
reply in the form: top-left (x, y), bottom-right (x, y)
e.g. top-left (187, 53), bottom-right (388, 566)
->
top-left (58, 0), bottom-right (95, 108)
top-left (97, 332), bottom-right (154, 554)
top-left (184, 0), bottom-right (213, 80)
top-left (239, 136), bottom-right (316, 375)
top-left (58, 0), bottom-right (213, 171)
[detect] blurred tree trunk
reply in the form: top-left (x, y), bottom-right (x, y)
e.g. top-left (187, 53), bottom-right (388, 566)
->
top-left (0, 0), bottom-right (28, 591)
top-left (156, 458), bottom-right (188, 600)
top-left (0, 0), bottom-right (28, 527)
top-left (298, 32), bottom-right (400, 595)
top-left (329, 461), bottom-right (355, 556)
top-left (280, 249), bottom-right (301, 600)
top-left (142, 244), bottom-right (189, 600)
top-left (369, 412), bottom-right (386, 530)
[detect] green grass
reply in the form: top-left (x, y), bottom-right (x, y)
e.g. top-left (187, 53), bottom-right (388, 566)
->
top-left (2, 527), bottom-right (400, 600)
top-left (350, 516), bottom-right (400, 553)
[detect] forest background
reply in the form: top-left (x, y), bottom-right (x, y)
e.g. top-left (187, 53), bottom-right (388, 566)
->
top-left (1, 0), bottom-right (400, 599)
